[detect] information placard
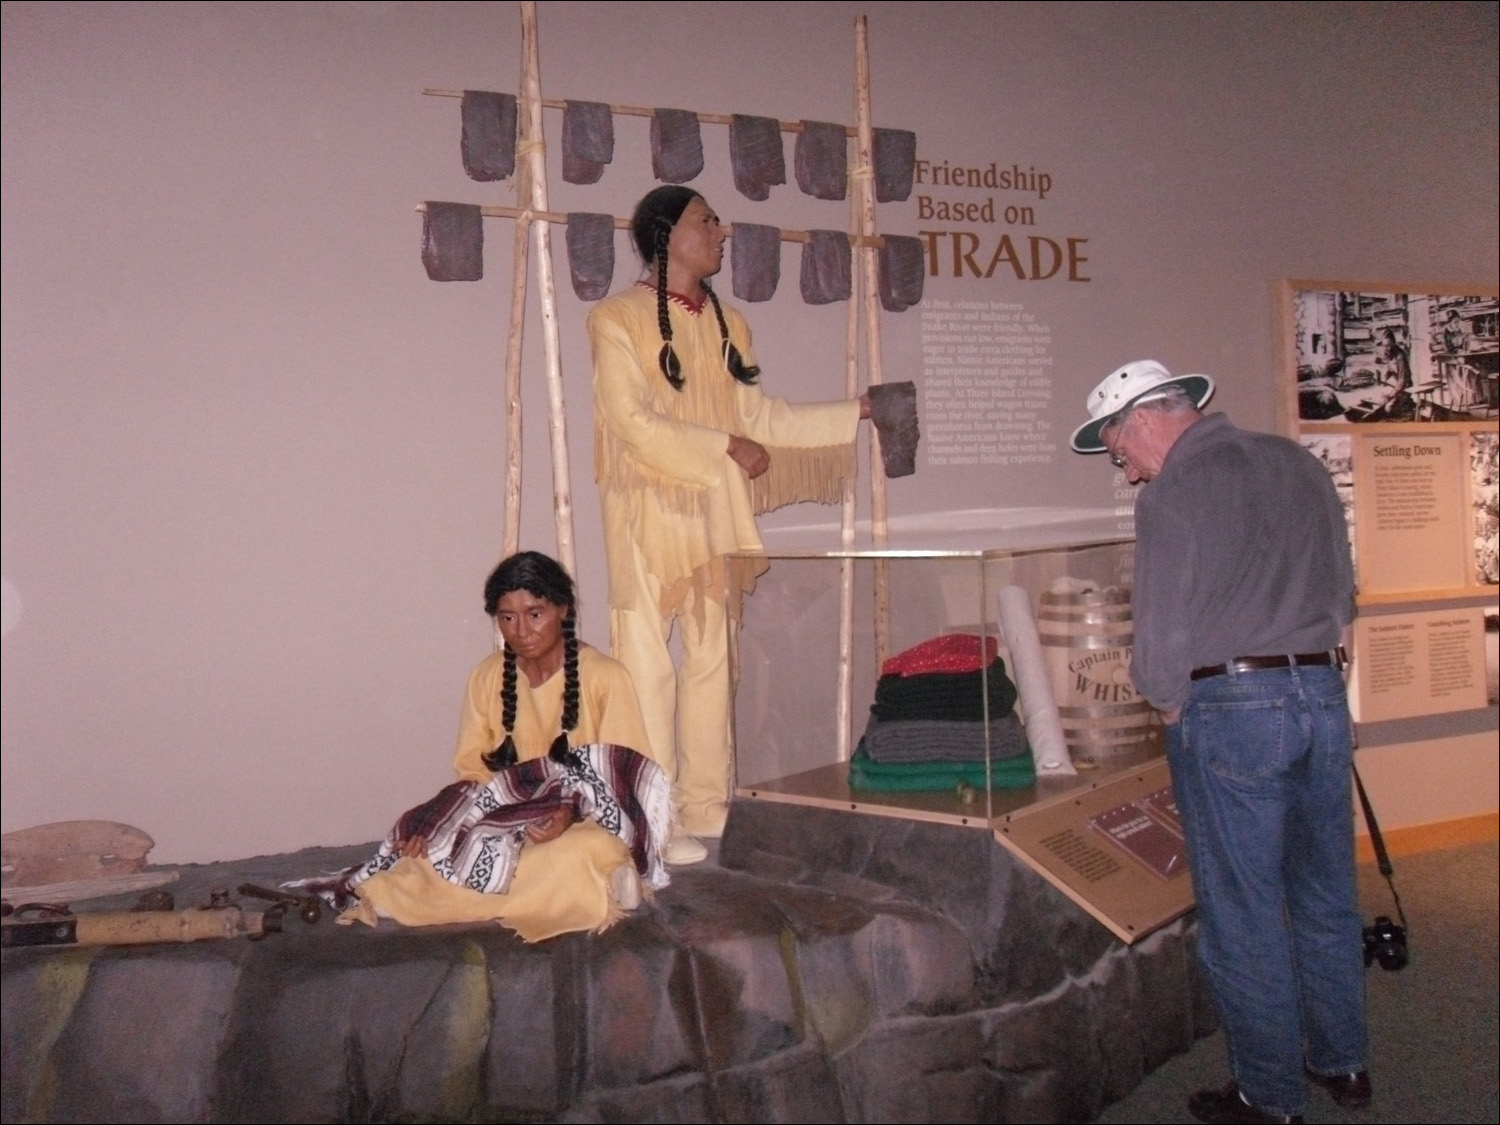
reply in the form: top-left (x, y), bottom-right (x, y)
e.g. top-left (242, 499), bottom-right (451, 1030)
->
top-left (1354, 433), bottom-right (1468, 594)
top-left (1353, 607), bottom-right (1488, 722)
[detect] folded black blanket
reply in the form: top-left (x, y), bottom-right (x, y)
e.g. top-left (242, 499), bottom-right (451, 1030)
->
top-left (871, 657), bottom-right (1018, 723)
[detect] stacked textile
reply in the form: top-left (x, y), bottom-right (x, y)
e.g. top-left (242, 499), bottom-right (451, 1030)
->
top-left (851, 634), bottom-right (1035, 792)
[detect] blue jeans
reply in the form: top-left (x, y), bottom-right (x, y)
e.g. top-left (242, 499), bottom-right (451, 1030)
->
top-left (1165, 664), bottom-right (1366, 1116)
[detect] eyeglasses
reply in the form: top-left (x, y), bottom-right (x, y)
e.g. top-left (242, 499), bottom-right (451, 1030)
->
top-left (1103, 412), bottom-right (1134, 469)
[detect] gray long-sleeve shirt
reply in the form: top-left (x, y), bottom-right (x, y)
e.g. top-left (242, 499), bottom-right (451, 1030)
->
top-left (1130, 413), bottom-right (1355, 712)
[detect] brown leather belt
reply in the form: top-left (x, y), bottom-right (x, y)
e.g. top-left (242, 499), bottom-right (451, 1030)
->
top-left (1190, 652), bottom-right (1336, 681)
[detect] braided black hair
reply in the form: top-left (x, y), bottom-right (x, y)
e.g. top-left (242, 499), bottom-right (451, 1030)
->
top-left (479, 551), bottom-right (581, 772)
top-left (482, 650), bottom-right (521, 771)
top-left (543, 611), bottom-right (582, 765)
top-left (652, 220), bottom-right (684, 390)
top-left (704, 283), bottom-right (759, 386)
top-left (630, 185), bottom-right (759, 392)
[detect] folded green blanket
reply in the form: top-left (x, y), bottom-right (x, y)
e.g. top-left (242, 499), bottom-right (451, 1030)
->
top-left (848, 743), bottom-right (1037, 792)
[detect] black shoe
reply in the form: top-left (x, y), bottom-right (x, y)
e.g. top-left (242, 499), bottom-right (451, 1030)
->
top-left (1306, 1068), bottom-right (1372, 1109)
top-left (1189, 1082), bottom-right (1304, 1124)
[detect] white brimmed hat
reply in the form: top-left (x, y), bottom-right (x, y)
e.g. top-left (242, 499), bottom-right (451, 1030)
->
top-left (1070, 359), bottom-right (1214, 453)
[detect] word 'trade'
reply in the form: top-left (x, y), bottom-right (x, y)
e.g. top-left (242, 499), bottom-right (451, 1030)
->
top-left (919, 231), bottom-right (1090, 282)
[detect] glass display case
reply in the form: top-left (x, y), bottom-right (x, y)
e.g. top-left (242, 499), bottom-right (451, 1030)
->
top-left (724, 518), bottom-right (1197, 944)
top-left (729, 531), bottom-right (1161, 829)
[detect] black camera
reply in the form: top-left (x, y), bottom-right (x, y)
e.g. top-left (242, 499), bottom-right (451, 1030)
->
top-left (1362, 914), bottom-right (1409, 972)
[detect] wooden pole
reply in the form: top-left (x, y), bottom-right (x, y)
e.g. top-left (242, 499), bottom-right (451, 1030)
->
top-left (854, 15), bottom-right (891, 666)
top-left (518, 0), bottom-right (576, 579)
top-left (836, 165), bottom-right (862, 763)
top-left (501, 100), bottom-right (533, 560)
top-left (418, 204), bottom-right (887, 247)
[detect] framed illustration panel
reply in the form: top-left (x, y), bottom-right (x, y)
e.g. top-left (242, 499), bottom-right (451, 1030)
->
top-left (1287, 287), bottom-right (1497, 427)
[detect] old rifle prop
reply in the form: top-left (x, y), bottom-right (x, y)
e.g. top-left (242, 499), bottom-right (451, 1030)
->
top-left (0, 882), bottom-right (321, 949)
top-left (2, 901), bottom-right (279, 948)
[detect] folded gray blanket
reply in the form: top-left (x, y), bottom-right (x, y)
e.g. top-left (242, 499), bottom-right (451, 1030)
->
top-left (861, 712), bottom-right (1031, 764)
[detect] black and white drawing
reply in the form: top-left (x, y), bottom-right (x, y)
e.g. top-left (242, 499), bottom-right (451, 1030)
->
top-left (1472, 432), bottom-right (1498, 586)
top-left (1300, 434), bottom-right (1356, 569)
top-left (1296, 290), bottom-right (1499, 424)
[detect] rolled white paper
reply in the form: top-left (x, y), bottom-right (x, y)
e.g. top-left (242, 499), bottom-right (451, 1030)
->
top-left (998, 585), bottom-right (1076, 776)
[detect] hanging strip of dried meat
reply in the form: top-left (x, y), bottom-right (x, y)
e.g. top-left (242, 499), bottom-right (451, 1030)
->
top-left (872, 128), bottom-right (917, 202)
top-left (650, 108), bottom-right (704, 184)
top-left (730, 114), bottom-right (786, 201)
top-left (730, 222), bottom-right (782, 303)
top-left (565, 213), bottom-right (616, 301)
top-left (868, 381), bottom-right (920, 478)
top-left (562, 100), bottom-right (614, 185)
top-left (879, 234), bottom-right (925, 312)
top-left (800, 230), bottom-right (852, 305)
top-left (795, 120), bottom-right (848, 201)
top-left (422, 202), bottom-right (484, 282)
top-left (461, 91), bottom-right (517, 182)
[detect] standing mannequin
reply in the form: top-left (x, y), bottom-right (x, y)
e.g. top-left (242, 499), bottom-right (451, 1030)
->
top-left (588, 186), bottom-right (868, 861)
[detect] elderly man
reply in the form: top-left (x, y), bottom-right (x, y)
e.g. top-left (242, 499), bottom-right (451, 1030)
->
top-left (1072, 360), bottom-right (1368, 1125)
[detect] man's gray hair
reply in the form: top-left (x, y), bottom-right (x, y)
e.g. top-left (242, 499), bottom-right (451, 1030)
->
top-left (1101, 384), bottom-right (1200, 438)
top-left (1129, 385), bottom-right (1198, 414)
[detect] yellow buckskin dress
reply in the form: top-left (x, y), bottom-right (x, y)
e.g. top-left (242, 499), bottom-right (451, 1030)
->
top-left (344, 644), bottom-right (657, 941)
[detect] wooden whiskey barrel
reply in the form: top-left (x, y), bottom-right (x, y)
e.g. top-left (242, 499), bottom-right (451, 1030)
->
top-left (1037, 587), bottom-right (1155, 761)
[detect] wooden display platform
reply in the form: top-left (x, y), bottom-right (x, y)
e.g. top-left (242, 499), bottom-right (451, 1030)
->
top-left (737, 760), bottom-right (1041, 829)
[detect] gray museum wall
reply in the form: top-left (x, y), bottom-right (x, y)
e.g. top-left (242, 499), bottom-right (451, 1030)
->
top-left (3, 2), bottom-right (1496, 862)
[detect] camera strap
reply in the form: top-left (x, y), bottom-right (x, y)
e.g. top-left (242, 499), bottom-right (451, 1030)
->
top-left (1353, 761), bottom-right (1409, 935)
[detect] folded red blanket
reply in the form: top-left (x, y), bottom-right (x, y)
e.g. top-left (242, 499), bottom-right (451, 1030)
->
top-left (882, 633), bottom-right (999, 677)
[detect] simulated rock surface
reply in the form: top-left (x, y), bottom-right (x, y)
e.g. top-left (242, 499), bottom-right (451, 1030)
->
top-left (2, 806), bottom-right (1212, 1123)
